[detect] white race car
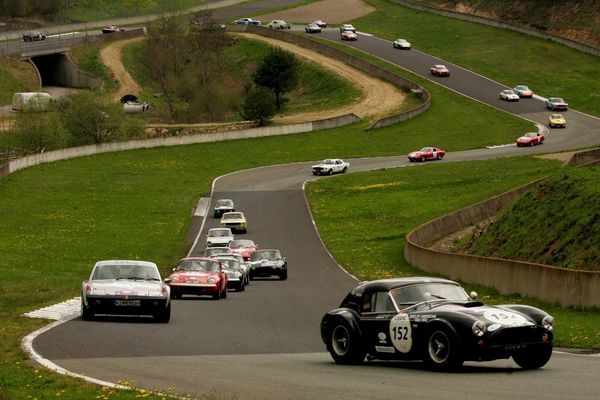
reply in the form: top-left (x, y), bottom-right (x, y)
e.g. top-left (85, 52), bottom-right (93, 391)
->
top-left (206, 227), bottom-right (234, 247)
top-left (311, 159), bottom-right (350, 175)
top-left (500, 89), bottom-right (520, 101)
top-left (393, 38), bottom-right (411, 49)
top-left (81, 260), bottom-right (171, 322)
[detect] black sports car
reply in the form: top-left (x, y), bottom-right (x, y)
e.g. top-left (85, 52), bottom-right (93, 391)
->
top-left (321, 277), bottom-right (554, 370)
top-left (248, 249), bottom-right (287, 280)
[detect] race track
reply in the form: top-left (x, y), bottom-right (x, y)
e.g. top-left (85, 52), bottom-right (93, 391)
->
top-left (31, 4), bottom-right (600, 400)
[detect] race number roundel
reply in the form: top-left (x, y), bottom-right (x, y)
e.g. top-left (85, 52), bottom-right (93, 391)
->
top-left (389, 313), bottom-right (412, 353)
top-left (483, 310), bottom-right (528, 326)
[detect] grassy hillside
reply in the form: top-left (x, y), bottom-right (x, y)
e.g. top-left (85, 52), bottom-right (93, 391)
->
top-left (0, 58), bottom-right (39, 106)
top-left (460, 167), bottom-right (600, 270)
top-left (411, 0), bottom-right (600, 48)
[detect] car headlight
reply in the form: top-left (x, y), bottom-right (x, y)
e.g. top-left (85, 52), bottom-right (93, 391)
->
top-left (170, 275), bottom-right (179, 282)
top-left (208, 277), bottom-right (218, 284)
top-left (542, 315), bottom-right (555, 331)
top-left (472, 320), bottom-right (486, 337)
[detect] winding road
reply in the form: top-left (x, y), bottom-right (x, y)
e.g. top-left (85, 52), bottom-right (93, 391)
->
top-left (30, 1), bottom-right (600, 399)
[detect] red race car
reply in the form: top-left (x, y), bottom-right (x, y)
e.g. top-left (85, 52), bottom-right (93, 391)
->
top-left (341, 30), bottom-right (358, 41)
top-left (430, 64), bottom-right (450, 77)
top-left (229, 239), bottom-right (258, 260)
top-left (408, 147), bottom-right (446, 162)
top-left (166, 257), bottom-right (228, 300)
top-left (517, 132), bottom-right (545, 147)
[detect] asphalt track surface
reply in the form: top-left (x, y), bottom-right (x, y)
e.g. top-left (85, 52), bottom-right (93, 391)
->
top-left (32, 7), bottom-right (600, 400)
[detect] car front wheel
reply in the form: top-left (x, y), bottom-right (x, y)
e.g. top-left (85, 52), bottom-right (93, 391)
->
top-left (328, 320), bottom-right (365, 364)
top-left (81, 299), bottom-right (94, 321)
top-left (423, 326), bottom-right (463, 371)
top-left (154, 302), bottom-right (171, 323)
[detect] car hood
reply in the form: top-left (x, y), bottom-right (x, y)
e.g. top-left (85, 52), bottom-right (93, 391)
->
top-left (208, 237), bottom-right (232, 242)
top-left (424, 302), bottom-right (536, 328)
top-left (250, 259), bottom-right (284, 266)
top-left (409, 151), bottom-right (422, 156)
top-left (89, 280), bottom-right (165, 296)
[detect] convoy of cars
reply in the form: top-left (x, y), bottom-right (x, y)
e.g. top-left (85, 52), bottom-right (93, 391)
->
top-left (321, 277), bottom-right (554, 370)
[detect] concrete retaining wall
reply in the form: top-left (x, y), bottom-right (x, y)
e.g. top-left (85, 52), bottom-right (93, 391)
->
top-left (229, 25), bottom-right (431, 129)
top-left (391, 0), bottom-right (600, 57)
top-left (405, 166), bottom-right (600, 308)
top-left (568, 147), bottom-right (600, 167)
top-left (2, 114), bottom-right (358, 177)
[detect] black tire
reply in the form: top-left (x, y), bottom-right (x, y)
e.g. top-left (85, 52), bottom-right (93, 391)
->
top-left (512, 345), bottom-right (553, 370)
top-left (279, 269), bottom-right (288, 280)
top-left (213, 292), bottom-right (221, 300)
top-left (236, 282), bottom-right (243, 292)
top-left (436, 154), bottom-right (441, 160)
top-left (81, 298), bottom-right (94, 321)
top-left (421, 156), bottom-right (426, 162)
top-left (328, 169), bottom-right (333, 175)
top-left (222, 288), bottom-right (227, 299)
top-left (530, 141), bottom-right (534, 147)
top-left (327, 320), bottom-right (366, 364)
top-left (423, 326), bottom-right (463, 371)
top-left (342, 167), bottom-right (348, 173)
top-left (154, 302), bottom-right (171, 323)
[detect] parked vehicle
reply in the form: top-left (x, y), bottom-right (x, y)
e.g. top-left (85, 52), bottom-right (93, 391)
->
top-left (11, 92), bottom-right (54, 111)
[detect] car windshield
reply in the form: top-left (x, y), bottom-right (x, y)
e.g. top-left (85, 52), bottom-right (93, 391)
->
top-left (216, 199), bottom-right (233, 207)
top-left (209, 229), bottom-right (231, 237)
top-left (550, 98), bottom-right (564, 103)
top-left (177, 259), bottom-right (220, 272)
top-left (419, 148), bottom-right (431, 152)
top-left (222, 213), bottom-right (243, 219)
top-left (525, 132), bottom-right (537, 137)
top-left (390, 283), bottom-right (471, 306)
top-left (321, 159), bottom-right (334, 165)
top-left (92, 264), bottom-right (160, 281)
top-left (552, 114), bottom-right (562, 118)
top-left (218, 259), bottom-right (242, 271)
top-left (250, 250), bottom-right (281, 261)
top-left (205, 248), bottom-right (229, 256)
top-left (231, 240), bottom-right (254, 248)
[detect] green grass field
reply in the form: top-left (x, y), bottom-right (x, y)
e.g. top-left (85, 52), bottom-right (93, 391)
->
top-left (0, 58), bottom-right (39, 106)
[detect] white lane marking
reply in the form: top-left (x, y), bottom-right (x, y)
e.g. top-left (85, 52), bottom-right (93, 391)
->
top-left (194, 197), bottom-right (210, 217)
top-left (23, 297), bottom-right (80, 320)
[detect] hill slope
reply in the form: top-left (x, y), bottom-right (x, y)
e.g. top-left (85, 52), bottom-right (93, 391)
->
top-left (412, 0), bottom-right (600, 47)
top-left (460, 167), bottom-right (600, 270)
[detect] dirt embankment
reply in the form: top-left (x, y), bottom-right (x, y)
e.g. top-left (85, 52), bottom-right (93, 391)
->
top-left (100, 37), bottom-right (144, 101)
top-left (255, 0), bottom-right (375, 24)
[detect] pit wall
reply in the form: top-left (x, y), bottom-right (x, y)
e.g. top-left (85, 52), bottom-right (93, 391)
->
top-left (1, 114), bottom-right (359, 179)
top-left (404, 150), bottom-right (600, 308)
top-left (228, 25), bottom-right (431, 130)
top-left (390, 0), bottom-right (600, 57)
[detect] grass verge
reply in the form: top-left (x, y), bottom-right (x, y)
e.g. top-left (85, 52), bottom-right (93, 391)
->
top-left (354, 0), bottom-right (600, 116)
top-left (69, 42), bottom-right (119, 93)
top-left (305, 157), bottom-right (600, 349)
top-left (0, 58), bottom-right (39, 106)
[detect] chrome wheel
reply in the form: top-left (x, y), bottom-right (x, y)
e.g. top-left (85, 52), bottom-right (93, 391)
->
top-left (331, 325), bottom-right (351, 357)
top-left (428, 330), bottom-right (451, 364)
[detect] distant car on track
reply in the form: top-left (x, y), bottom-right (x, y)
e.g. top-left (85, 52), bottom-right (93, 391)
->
top-left (545, 97), bottom-right (568, 111)
top-left (341, 30), bottom-right (358, 41)
top-left (220, 211), bottom-right (247, 233)
top-left (81, 260), bottom-right (171, 322)
top-left (206, 227), bottom-right (234, 247)
top-left (268, 20), bottom-right (291, 29)
top-left (22, 31), bottom-right (46, 41)
top-left (517, 132), bottom-right (545, 147)
top-left (212, 253), bottom-right (250, 285)
top-left (311, 20), bottom-right (327, 28)
top-left (408, 147), bottom-right (445, 162)
top-left (430, 64), bottom-right (450, 77)
top-left (234, 18), bottom-right (261, 25)
top-left (305, 23), bottom-right (322, 33)
top-left (204, 247), bottom-right (232, 257)
top-left (214, 198), bottom-right (235, 218)
top-left (321, 277), bottom-right (554, 370)
top-left (500, 89), bottom-right (520, 102)
top-left (311, 159), bottom-right (350, 175)
top-left (229, 239), bottom-right (258, 260)
top-left (101, 26), bottom-right (124, 34)
top-left (215, 257), bottom-right (246, 291)
top-left (393, 38), bottom-right (411, 49)
top-left (339, 24), bottom-right (356, 33)
top-left (513, 85), bottom-right (533, 98)
top-left (166, 257), bottom-right (228, 300)
top-left (548, 113), bottom-right (566, 128)
top-left (248, 249), bottom-right (287, 280)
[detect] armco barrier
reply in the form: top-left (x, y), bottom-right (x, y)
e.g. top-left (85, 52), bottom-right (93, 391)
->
top-left (391, 0), bottom-right (600, 57)
top-left (229, 25), bottom-right (431, 130)
top-left (405, 173), bottom-right (600, 309)
top-left (2, 114), bottom-right (359, 177)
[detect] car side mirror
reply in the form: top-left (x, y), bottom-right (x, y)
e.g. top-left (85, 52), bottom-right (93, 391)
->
top-left (469, 291), bottom-right (478, 300)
